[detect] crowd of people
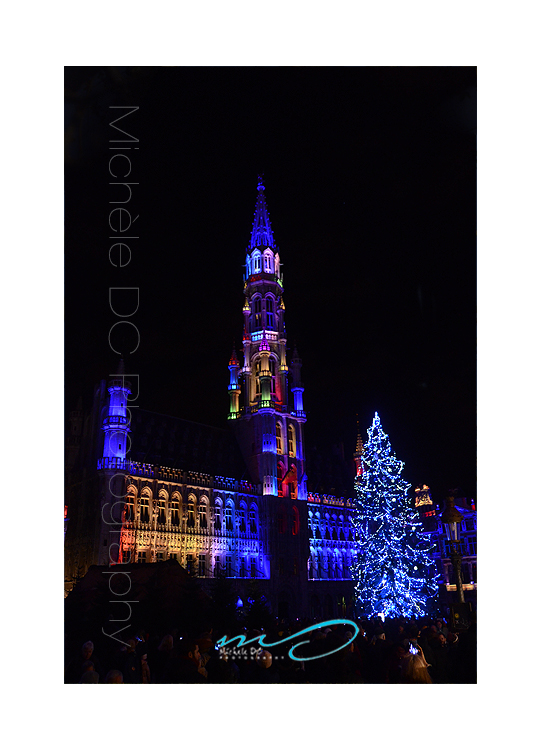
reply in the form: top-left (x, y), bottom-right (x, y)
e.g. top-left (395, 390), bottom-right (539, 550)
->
top-left (65, 613), bottom-right (476, 684)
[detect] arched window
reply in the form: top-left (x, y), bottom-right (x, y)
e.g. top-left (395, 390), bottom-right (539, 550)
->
top-left (225, 502), bottom-right (234, 531)
top-left (198, 497), bottom-right (208, 528)
top-left (276, 421), bottom-right (283, 454)
top-left (170, 494), bottom-right (180, 526)
top-left (292, 505), bottom-right (299, 535)
top-left (249, 505), bottom-right (258, 534)
top-left (139, 492), bottom-right (150, 524)
top-left (157, 492), bottom-right (167, 524)
top-left (263, 251), bottom-right (273, 273)
top-left (239, 502), bottom-right (247, 533)
top-left (252, 251), bottom-right (261, 274)
top-left (265, 296), bottom-right (274, 328)
top-left (187, 495), bottom-right (196, 528)
top-left (214, 499), bottom-right (222, 528)
top-left (125, 489), bottom-right (136, 522)
top-left (253, 296), bottom-right (262, 330)
top-left (288, 424), bottom-right (296, 458)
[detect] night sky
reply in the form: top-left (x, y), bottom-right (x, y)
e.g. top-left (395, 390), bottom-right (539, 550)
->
top-left (65, 66), bottom-right (476, 503)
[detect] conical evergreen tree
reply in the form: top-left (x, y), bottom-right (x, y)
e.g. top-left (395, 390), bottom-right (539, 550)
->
top-left (351, 413), bottom-right (439, 618)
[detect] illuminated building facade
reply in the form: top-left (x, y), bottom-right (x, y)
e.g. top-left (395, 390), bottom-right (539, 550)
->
top-left (415, 485), bottom-right (477, 606)
top-left (64, 178), bottom-right (358, 617)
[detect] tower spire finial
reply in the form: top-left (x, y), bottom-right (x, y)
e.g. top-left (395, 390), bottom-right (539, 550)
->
top-left (249, 174), bottom-right (276, 250)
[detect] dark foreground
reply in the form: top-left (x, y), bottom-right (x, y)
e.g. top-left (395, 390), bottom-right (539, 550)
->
top-left (65, 614), bottom-right (476, 684)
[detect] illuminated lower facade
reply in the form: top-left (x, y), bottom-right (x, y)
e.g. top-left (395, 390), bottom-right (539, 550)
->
top-left (415, 485), bottom-right (477, 607)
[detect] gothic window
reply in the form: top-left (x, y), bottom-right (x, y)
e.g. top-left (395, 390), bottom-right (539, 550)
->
top-left (288, 424), bottom-right (296, 458)
top-left (225, 502), bottom-right (234, 531)
top-left (240, 557), bottom-right (247, 577)
top-left (139, 493), bottom-right (150, 524)
top-left (199, 498), bottom-right (208, 528)
top-left (276, 421), bottom-right (283, 454)
top-left (263, 251), bottom-right (273, 273)
top-left (214, 557), bottom-right (221, 577)
top-left (199, 554), bottom-right (206, 577)
top-left (265, 296), bottom-right (274, 328)
top-left (226, 555), bottom-right (232, 577)
top-left (250, 557), bottom-right (257, 578)
top-left (170, 495), bottom-right (180, 526)
top-left (253, 296), bottom-right (262, 330)
top-left (249, 506), bottom-right (258, 533)
top-left (239, 503), bottom-right (247, 533)
top-left (253, 252), bottom-right (261, 274)
top-left (157, 493), bottom-right (166, 524)
top-left (292, 505), bottom-right (299, 535)
top-left (137, 550), bottom-right (146, 563)
top-left (156, 551), bottom-right (165, 562)
top-left (124, 492), bottom-right (135, 522)
top-left (214, 500), bottom-right (222, 528)
top-left (187, 496), bottom-right (196, 528)
top-left (315, 512), bottom-right (322, 539)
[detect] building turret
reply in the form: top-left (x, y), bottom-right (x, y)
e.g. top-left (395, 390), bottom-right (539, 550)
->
top-left (102, 358), bottom-right (131, 463)
top-left (228, 348), bottom-right (241, 418)
top-left (353, 418), bottom-right (364, 477)
top-left (415, 483), bottom-right (437, 531)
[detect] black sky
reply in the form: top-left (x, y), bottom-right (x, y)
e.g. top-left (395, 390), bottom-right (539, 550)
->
top-left (65, 66), bottom-right (476, 502)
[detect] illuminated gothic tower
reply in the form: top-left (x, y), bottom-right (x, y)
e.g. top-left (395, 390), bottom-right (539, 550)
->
top-left (229, 177), bottom-right (308, 615)
top-left (97, 360), bottom-right (132, 565)
top-left (353, 418), bottom-right (364, 478)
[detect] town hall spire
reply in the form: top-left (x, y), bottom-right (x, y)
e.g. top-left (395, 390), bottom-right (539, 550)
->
top-left (249, 174), bottom-right (277, 250)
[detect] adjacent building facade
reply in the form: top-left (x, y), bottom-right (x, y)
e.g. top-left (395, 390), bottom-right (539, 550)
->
top-left (415, 484), bottom-right (477, 608)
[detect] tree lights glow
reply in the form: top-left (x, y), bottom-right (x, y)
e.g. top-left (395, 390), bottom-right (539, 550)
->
top-left (351, 413), bottom-right (439, 618)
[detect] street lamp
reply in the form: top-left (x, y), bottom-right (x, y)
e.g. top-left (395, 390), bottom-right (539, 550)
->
top-left (441, 494), bottom-right (465, 604)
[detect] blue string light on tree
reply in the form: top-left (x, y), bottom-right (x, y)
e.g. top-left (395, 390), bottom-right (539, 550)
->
top-left (350, 412), bottom-right (439, 619)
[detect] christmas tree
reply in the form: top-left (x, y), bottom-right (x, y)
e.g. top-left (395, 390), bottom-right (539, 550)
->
top-left (351, 412), bottom-right (439, 618)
